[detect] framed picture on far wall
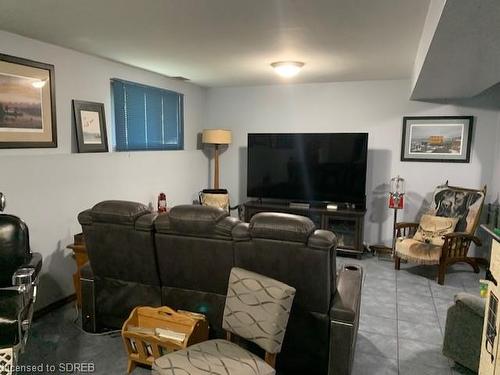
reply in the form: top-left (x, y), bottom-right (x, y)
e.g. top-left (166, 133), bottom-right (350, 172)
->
top-left (401, 116), bottom-right (473, 163)
top-left (0, 53), bottom-right (57, 148)
top-left (73, 100), bottom-right (108, 153)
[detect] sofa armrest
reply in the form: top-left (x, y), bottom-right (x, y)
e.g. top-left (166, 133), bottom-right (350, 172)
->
top-left (328, 264), bottom-right (363, 375)
top-left (330, 265), bottom-right (363, 323)
top-left (308, 229), bottom-right (336, 250)
top-left (443, 292), bottom-right (485, 371)
top-left (80, 262), bottom-right (97, 333)
top-left (454, 292), bottom-right (485, 317)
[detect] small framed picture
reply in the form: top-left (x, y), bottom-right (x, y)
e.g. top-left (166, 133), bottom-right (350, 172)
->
top-left (0, 53), bottom-right (57, 148)
top-left (401, 116), bottom-right (473, 163)
top-left (73, 100), bottom-right (108, 153)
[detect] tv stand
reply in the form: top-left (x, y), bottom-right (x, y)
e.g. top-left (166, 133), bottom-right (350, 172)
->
top-left (244, 200), bottom-right (366, 258)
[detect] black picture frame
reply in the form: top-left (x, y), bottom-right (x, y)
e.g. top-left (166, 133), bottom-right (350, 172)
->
top-left (73, 100), bottom-right (108, 153)
top-left (0, 53), bottom-right (57, 148)
top-left (401, 116), bottom-right (474, 163)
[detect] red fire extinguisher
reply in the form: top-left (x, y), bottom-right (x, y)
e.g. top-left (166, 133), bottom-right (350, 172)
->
top-left (158, 193), bottom-right (167, 213)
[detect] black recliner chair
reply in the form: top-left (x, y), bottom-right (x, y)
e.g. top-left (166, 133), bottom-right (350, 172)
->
top-left (0, 195), bottom-right (42, 375)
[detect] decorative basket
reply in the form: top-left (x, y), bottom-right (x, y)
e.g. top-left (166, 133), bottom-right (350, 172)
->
top-left (122, 306), bottom-right (209, 373)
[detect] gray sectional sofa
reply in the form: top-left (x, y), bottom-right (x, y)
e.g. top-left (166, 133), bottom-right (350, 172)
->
top-left (78, 201), bottom-right (363, 375)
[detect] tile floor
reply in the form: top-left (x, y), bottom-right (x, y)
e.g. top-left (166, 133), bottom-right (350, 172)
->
top-left (343, 255), bottom-right (482, 375)
top-left (19, 254), bottom-right (483, 374)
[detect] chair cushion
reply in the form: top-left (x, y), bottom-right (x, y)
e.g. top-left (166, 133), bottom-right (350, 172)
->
top-left (152, 339), bottom-right (275, 375)
top-left (0, 290), bottom-right (23, 347)
top-left (429, 183), bottom-right (485, 233)
top-left (222, 267), bottom-right (296, 354)
top-left (413, 214), bottom-right (458, 246)
top-left (0, 214), bottom-right (30, 288)
top-left (395, 238), bottom-right (442, 265)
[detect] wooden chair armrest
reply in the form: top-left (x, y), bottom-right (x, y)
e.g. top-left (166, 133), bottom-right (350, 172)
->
top-left (443, 232), bottom-right (482, 246)
top-left (395, 222), bottom-right (419, 230)
top-left (394, 222), bottom-right (419, 239)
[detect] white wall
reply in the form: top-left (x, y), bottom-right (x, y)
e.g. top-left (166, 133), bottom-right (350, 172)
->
top-left (2, 29), bottom-right (498, 309)
top-left (0, 31), bottom-right (208, 308)
top-left (206, 79), bottom-right (499, 248)
top-left (491, 114), bottom-right (500, 200)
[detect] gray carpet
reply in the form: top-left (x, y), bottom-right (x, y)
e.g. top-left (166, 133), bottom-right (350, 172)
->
top-left (19, 255), bottom-right (481, 374)
top-left (19, 303), bottom-right (150, 374)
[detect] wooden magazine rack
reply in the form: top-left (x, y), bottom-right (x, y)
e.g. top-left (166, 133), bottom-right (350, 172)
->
top-left (122, 306), bottom-right (209, 373)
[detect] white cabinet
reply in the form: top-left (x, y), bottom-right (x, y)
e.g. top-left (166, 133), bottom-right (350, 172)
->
top-left (480, 232), bottom-right (500, 375)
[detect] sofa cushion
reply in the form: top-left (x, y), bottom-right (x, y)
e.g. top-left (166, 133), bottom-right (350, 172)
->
top-left (214, 217), bottom-right (241, 237)
top-left (77, 209), bottom-right (92, 226)
top-left (250, 212), bottom-right (315, 243)
top-left (135, 213), bottom-right (158, 232)
top-left (156, 205), bottom-right (230, 237)
top-left (83, 221), bottom-right (160, 285)
top-left (90, 200), bottom-right (150, 225)
top-left (232, 222), bottom-right (251, 241)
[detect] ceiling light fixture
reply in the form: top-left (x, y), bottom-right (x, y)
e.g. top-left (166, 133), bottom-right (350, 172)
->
top-left (271, 61), bottom-right (305, 78)
top-left (32, 80), bottom-right (47, 88)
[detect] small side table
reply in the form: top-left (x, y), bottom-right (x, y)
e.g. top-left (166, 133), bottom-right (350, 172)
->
top-left (66, 233), bottom-right (88, 307)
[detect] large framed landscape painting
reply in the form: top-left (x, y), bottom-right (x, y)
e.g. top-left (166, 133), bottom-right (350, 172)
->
top-left (401, 116), bottom-right (473, 163)
top-left (0, 53), bottom-right (57, 148)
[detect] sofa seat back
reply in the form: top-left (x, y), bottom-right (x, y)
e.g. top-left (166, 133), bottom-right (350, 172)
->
top-left (154, 205), bottom-right (240, 337)
top-left (78, 203), bottom-right (361, 375)
top-left (232, 212), bottom-right (337, 374)
top-left (78, 200), bottom-right (162, 327)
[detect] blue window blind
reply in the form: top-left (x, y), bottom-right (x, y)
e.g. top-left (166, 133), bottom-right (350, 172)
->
top-left (111, 79), bottom-right (184, 151)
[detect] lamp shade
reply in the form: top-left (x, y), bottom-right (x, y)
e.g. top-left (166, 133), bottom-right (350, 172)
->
top-left (202, 129), bottom-right (232, 145)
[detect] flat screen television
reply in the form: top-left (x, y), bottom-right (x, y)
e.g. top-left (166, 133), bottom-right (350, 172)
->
top-left (247, 133), bottom-right (368, 207)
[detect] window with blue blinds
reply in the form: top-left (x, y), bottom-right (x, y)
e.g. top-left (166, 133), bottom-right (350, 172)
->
top-left (111, 79), bottom-right (184, 151)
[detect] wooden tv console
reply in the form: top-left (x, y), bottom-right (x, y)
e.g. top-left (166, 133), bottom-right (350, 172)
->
top-left (243, 200), bottom-right (366, 258)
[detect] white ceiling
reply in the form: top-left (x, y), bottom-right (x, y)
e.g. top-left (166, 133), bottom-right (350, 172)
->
top-left (0, 0), bottom-right (430, 87)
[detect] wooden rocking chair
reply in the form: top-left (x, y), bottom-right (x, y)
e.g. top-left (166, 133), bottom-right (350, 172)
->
top-left (394, 182), bottom-right (486, 285)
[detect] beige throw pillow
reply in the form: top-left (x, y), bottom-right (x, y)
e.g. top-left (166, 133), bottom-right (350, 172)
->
top-left (200, 192), bottom-right (230, 212)
top-left (413, 214), bottom-right (459, 246)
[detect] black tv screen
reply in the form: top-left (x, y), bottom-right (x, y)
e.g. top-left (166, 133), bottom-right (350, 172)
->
top-left (247, 133), bottom-right (368, 206)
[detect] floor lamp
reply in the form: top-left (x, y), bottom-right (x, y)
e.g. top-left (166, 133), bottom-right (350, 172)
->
top-left (202, 129), bottom-right (232, 189)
